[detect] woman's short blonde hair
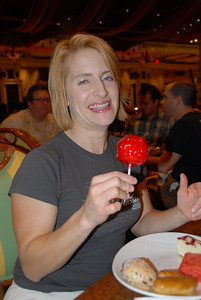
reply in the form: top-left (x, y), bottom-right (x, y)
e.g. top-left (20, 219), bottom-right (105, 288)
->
top-left (48, 33), bottom-right (128, 130)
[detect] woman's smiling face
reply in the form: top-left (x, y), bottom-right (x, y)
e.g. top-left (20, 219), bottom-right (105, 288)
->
top-left (64, 47), bottom-right (119, 130)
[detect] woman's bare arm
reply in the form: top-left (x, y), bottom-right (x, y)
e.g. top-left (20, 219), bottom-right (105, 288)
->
top-left (12, 171), bottom-right (137, 282)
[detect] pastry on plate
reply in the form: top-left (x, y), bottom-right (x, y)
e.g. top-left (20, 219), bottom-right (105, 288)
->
top-left (158, 269), bottom-right (184, 278)
top-left (153, 276), bottom-right (196, 296)
top-left (121, 257), bottom-right (157, 291)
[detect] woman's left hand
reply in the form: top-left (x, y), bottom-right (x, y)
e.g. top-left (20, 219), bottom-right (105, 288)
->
top-left (177, 173), bottom-right (201, 220)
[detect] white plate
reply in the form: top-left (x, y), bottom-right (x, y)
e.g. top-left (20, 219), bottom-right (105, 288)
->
top-left (112, 232), bottom-right (201, 299)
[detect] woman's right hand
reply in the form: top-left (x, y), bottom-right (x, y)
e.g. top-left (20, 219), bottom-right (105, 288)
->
top-left (81, 171), bottom-right (137, 227)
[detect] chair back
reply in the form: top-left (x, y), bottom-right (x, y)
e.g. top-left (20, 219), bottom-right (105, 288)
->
top-left (0, 143), bottom-right (26, 282)
top-left (0, 128), bottom-right (41, 153)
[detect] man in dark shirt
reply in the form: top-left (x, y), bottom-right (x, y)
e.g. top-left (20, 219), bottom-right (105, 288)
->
top-left (147, 80), bottom-right (201, 208)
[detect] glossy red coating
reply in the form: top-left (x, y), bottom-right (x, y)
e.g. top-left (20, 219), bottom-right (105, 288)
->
top-left (116, 134), bottom-right (149, 166)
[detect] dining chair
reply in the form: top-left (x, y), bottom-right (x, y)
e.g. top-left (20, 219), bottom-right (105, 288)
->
top-left (0, 127), bottom-right (41, 153)
top-left (0, 143), bottom-right (26, 299)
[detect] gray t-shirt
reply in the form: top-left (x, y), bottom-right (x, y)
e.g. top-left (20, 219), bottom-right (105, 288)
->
top-left (10, 131), bottom-right (144, 292)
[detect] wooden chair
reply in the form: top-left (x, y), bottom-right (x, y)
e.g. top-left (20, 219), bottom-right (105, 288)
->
top-left (0, 128), bottom-right (41, 154)
top-left (0, 143), bottom-right (26, 299)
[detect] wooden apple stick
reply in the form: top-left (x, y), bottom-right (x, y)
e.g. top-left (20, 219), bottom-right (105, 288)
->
top-left (128, 163), bottom-right (132, 175)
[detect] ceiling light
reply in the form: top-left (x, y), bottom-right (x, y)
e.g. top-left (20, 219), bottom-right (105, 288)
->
top-left (190, 40), bottom-right (193, 43)
top-left (156, 13), bottom-right (160, 17)
top-left (125, 9), bottom-right (129, 13)
top-left (194, 38), bottom-right (198, 42)
top-left (197, 19), bottom-right (200, 22)
top-left (99, 21), bottom-right (102, 24)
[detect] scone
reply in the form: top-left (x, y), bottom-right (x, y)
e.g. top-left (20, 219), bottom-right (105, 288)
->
top-left (121, 257), bottom-right (158, 290)
top-left (177, 235), bottom-right (201, 257)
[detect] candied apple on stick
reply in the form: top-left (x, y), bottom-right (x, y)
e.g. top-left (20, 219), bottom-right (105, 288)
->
top-left (116, 134), bottom-right (149, 174)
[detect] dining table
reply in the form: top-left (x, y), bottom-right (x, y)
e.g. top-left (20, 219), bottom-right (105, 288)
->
top-left (76, 219), bottom-right (201, 300)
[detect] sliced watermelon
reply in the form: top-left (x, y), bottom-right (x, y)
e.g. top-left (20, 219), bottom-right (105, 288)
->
top-left (180, 253), bottom-right (201, 282)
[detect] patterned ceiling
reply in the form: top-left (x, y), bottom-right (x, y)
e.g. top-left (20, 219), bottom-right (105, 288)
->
top-left (0, 0), bottom-right (201, 52)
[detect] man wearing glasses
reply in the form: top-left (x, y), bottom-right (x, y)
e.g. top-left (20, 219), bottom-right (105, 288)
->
top-left (1, 84), bottom-right (60, 143)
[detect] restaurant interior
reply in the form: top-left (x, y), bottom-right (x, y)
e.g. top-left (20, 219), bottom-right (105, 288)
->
top-left (0, 0), bottom-right (201, 113)
top-left (1, 1), bottom-right (201, 299)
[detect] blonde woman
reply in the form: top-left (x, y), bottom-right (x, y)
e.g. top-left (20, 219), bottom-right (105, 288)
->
top-left (5, 33), bottom-right (201, 300)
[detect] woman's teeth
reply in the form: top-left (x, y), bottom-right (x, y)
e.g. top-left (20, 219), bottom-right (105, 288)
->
top-left (89, 102), bottom-right (110, 111)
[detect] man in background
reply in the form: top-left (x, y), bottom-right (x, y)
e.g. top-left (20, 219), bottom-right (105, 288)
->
top-left (1, 84), bottom-right (60, 143)
top-left (147, 80), bottom-right (201, 208)
top-left (123, 84), bottom-right (174, 148)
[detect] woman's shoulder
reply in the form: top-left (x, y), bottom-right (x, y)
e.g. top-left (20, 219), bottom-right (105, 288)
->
top-left (23, 131), bottom-right (64, 163)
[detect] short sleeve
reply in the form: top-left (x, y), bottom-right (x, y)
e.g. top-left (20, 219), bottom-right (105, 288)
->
top-left (9, 148), bottom-right (60, 206)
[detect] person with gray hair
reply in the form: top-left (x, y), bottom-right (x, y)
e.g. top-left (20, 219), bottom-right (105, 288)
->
top-left (1, 84), bottom-right (60, 143)
top-left (147, 80), bottom-right (201, 208)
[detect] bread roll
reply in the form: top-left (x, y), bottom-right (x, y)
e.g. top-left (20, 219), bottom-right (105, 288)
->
top-left (153, 276), bottom-right (196, 296)
top-left (121, 257), bottom-right (157, 291)
top-left (158, 269), bottom-right (184, 278)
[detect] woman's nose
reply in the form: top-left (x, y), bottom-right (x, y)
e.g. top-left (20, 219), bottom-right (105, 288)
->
top-left (94, 80), bottom-right (108, 97)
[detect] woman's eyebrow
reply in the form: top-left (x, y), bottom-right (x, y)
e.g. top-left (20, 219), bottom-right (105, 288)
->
top-left (74, 73), bottom-right (92, 79)
top-left (74, 70), bottom-right (111, 79)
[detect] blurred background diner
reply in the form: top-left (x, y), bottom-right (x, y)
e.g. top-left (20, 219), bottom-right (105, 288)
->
top-left (146, 80), bottom-right (201, 209)
top-left (122, 84), bottom-right (174, 149)
top-left (0, 84), bottom-right (60, 144)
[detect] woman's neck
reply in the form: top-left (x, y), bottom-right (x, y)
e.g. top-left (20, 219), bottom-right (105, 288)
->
top-left (65, 127), bottom-right (108, 154)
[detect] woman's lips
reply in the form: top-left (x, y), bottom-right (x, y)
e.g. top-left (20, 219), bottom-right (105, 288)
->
top-left (88, 101), bottom-right (111, 112)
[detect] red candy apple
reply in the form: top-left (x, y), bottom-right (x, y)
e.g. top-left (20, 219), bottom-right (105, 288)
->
top-left (116, 134), bottom-right (149, 172)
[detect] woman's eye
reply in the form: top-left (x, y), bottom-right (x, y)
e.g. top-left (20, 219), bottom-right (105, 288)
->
top-left (79, 79), bottom-right (88, 85)
top-left (104, 76), bottom-right (113, 81)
